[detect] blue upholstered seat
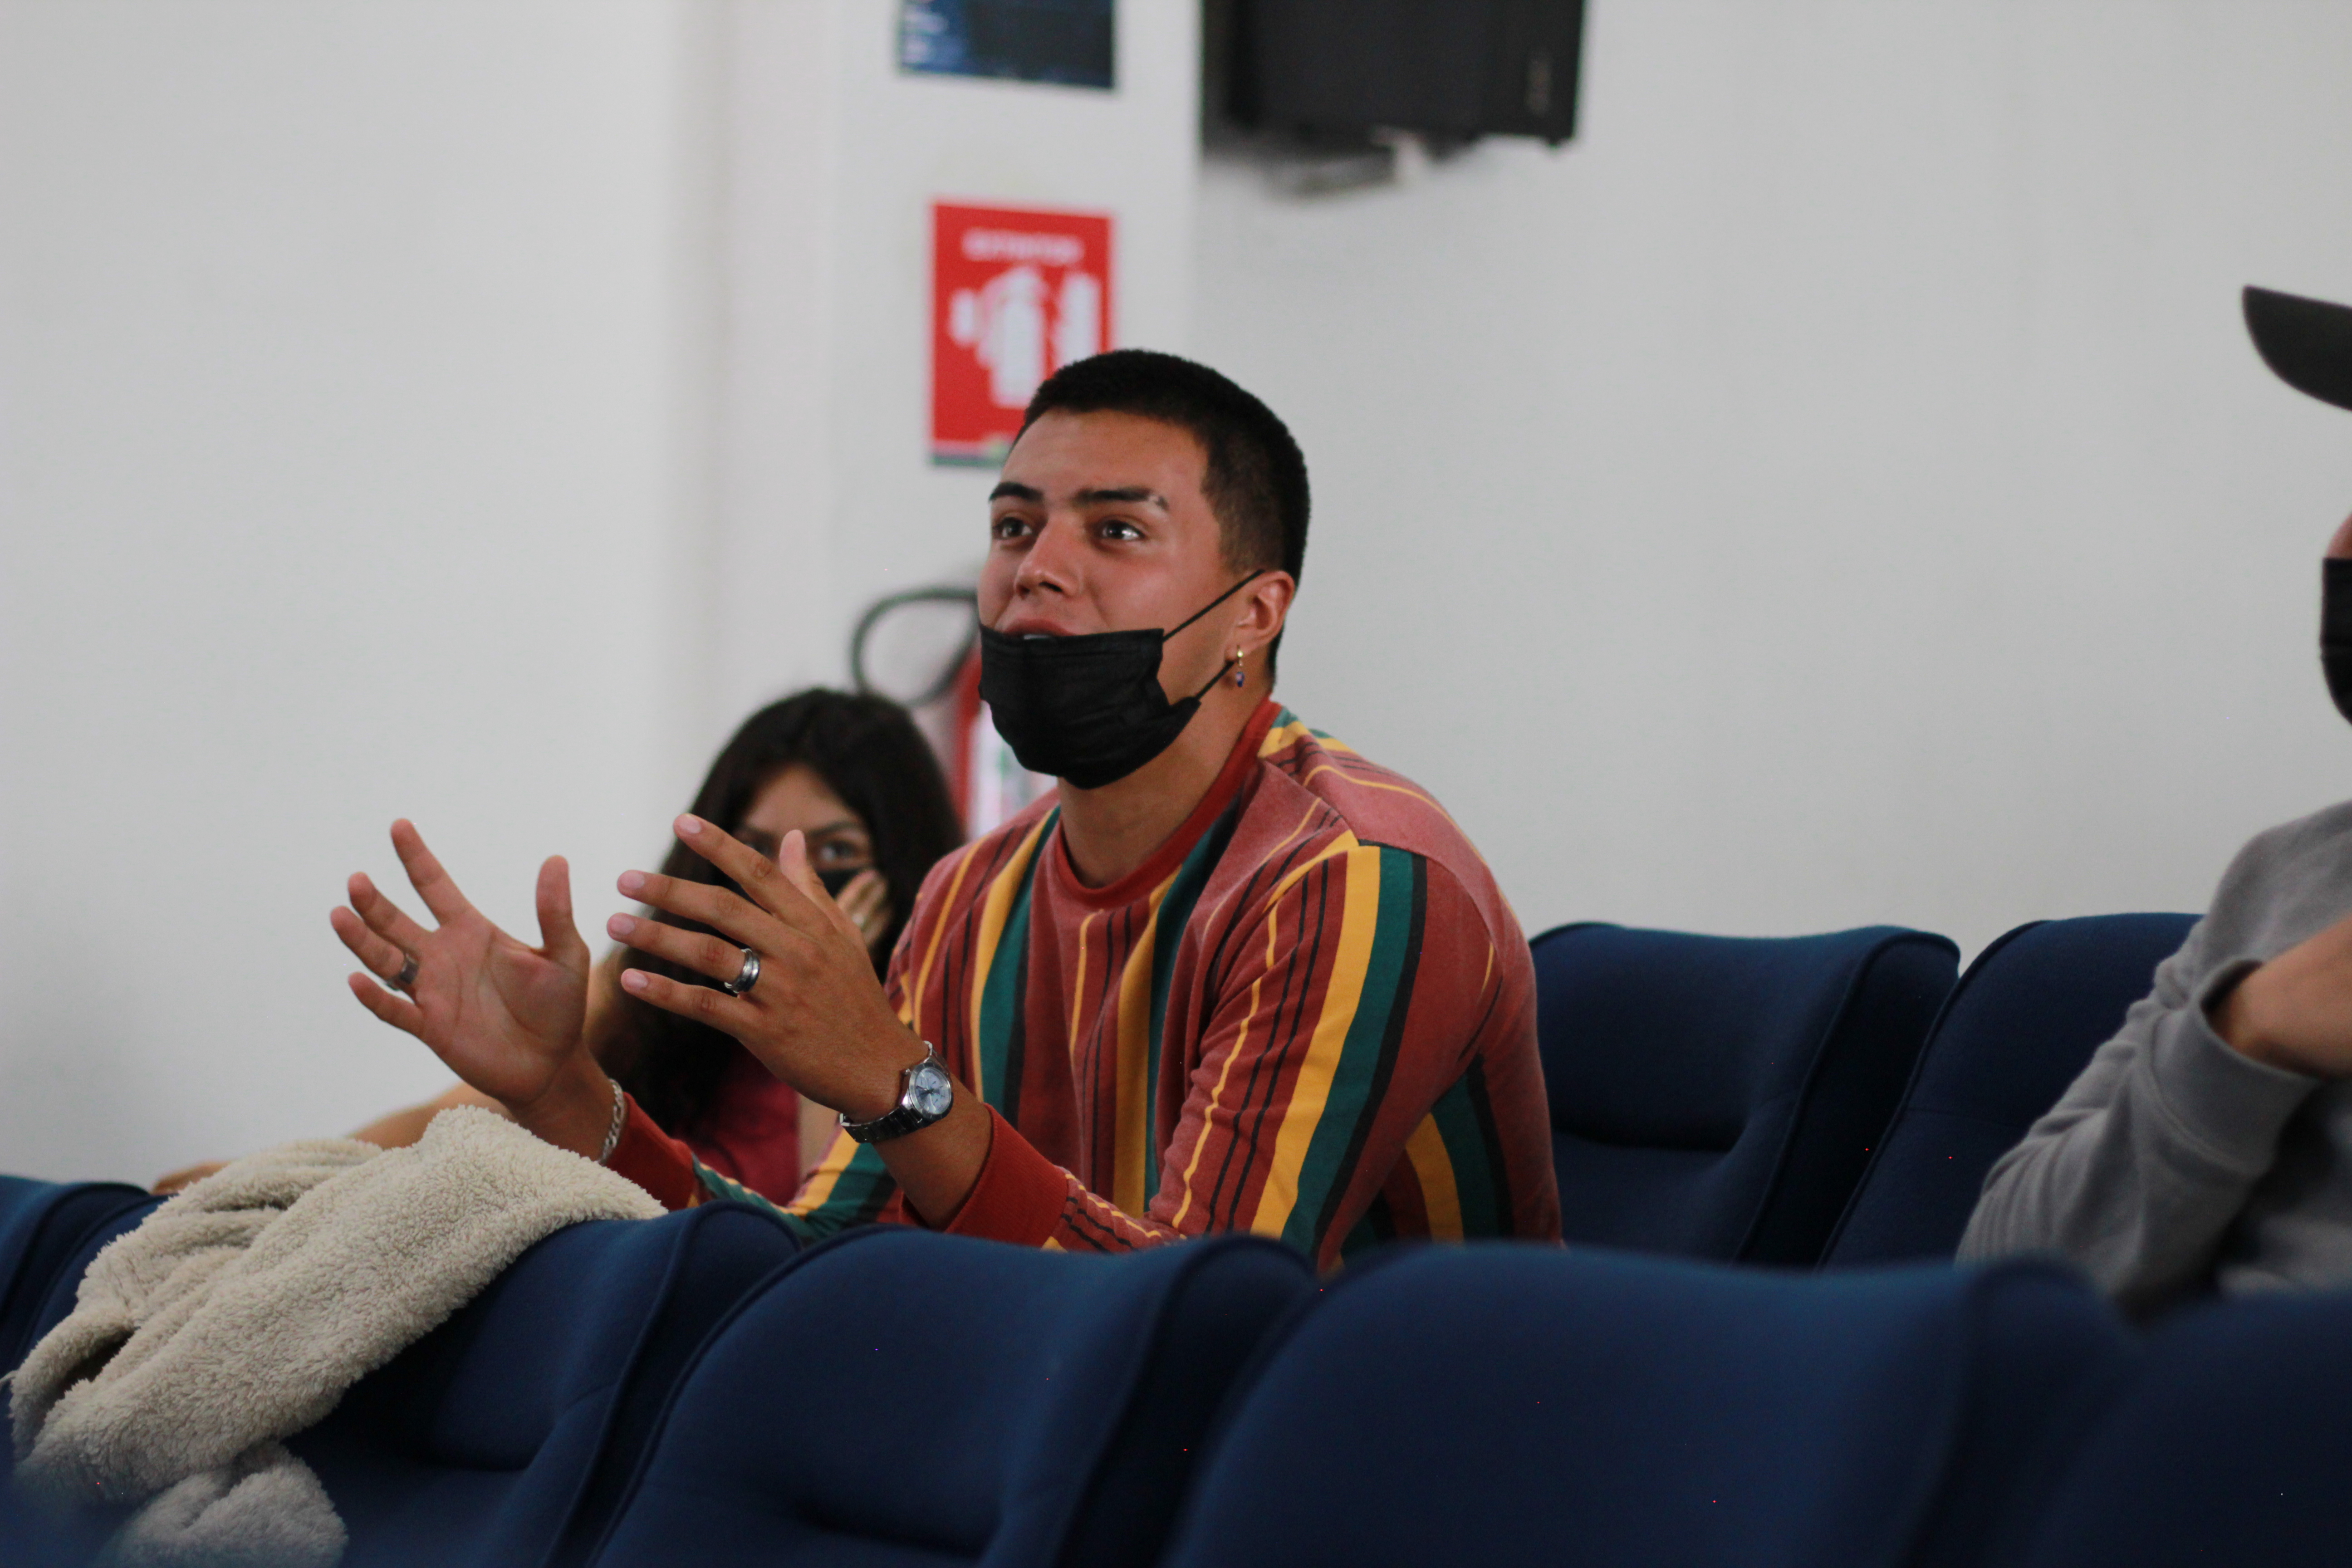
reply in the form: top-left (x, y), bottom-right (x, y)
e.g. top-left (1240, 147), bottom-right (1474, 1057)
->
top-left (8, 1200), bottom-right (796, 1568)
top-left (1822, 913), bottom-right (2199, 1267)
top-left (2002, 1288), bottom-right (2352, 1567)
top-left (0, 1181), bottom-right (165, 1568)
top-left (1161, 1245), bottom-right (2129, 1568)
top-left (3, 1194), bottom-right (792, 1568)
top-left (284, 1204), bottom-right (800, 1568)
top-left (583, 1227), bottom-right (1317, 1568)
top-left (0, 1177), bottom-right (160, 1381)
top-left (1531, 922), bottom-right (1959, 1264)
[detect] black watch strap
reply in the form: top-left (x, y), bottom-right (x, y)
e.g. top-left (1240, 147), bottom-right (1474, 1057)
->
top-left (839, 1044), bottom-right (952, 1145)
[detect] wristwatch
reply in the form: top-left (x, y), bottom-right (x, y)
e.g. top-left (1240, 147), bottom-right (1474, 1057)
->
top-left (838, 1043), bottom-right (955, 1144)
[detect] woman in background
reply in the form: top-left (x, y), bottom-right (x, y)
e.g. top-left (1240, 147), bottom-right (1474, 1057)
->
top-left (155, 689), bottom-right (963, 1202)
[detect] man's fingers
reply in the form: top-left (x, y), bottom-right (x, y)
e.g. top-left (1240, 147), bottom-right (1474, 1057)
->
top-left (536, 855), bottom-right (588, 965)
top-left (345, 970), bottom-right (427, 1038)
top-left (346, 873), bottom-right (432, 952)
top-left (390, 819), bottom-right (477, 926)
top-left (775, 830), bottom-right (842, 912)
top-left (617, 965), bottom-right (744, 1030)
top-left (620, 869), bottom-right (803, 952)
top-left (788, 833), bottom-right (870, 946)
top-left (332, 905), bottom-right (416, 986)
top-left (608, 912), bottom-right (760, 986)
top-left (673, 817), bottom-right (828, 934)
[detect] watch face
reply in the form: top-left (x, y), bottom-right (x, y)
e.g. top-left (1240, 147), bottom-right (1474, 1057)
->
top-left (908, 1061), bottom-right (954, 1119)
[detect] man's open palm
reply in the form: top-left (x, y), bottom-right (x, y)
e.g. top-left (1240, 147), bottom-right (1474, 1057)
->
top-left (330, 819), bottom-right (591, 1112)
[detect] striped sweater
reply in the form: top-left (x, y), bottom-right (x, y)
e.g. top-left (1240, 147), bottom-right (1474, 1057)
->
top-left (609, 699), bottom-right (1561, 1268)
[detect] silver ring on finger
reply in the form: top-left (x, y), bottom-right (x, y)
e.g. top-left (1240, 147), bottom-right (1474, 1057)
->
top-left (390, 953), bottom-right (419, 994)
top-left (720, 946), bottom-right (761, 998)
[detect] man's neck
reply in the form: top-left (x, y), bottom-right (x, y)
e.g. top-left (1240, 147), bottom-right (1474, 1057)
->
top-left (1056, 691), bottom-right (1261, 888)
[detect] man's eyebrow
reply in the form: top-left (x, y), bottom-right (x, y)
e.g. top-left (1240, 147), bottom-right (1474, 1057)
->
top-left (1073, 486), bottom-right (1169, 510)
top-left (989, 481), bottom-right (1044, 503)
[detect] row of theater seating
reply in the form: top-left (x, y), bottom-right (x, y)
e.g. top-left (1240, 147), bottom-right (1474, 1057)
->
top-left (1533, 911), bottom-right (2198, 1268)
top-left (16, 907), bottom-right (2339, 1568)
top-left (7, 1181), bottom-right (2350, 1567)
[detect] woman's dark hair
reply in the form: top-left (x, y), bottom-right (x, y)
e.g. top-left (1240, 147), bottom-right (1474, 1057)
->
top-left (605, 689), bottom-right (963, 1136)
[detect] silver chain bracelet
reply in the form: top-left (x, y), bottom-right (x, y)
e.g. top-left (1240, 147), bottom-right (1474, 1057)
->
top-left (596, 1076), bottom-right (627, 1165)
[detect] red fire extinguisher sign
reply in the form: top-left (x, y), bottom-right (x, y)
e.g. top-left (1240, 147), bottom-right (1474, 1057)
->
top-left (931, 201), bottom-right (1114, 466)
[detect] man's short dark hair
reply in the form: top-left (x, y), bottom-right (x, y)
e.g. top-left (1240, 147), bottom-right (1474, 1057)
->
top-left (1021, 349), bottom-right (1310, 675)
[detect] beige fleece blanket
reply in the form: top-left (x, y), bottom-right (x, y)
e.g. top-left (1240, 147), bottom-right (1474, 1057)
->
top-left (7, 1107), bottom-right (662, 1567)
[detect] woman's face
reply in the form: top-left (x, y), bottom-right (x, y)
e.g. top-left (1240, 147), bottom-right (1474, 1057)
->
top-left (733, 764), bottom-right (891, 955)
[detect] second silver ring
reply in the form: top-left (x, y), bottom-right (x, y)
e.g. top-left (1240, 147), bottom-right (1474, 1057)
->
top-left (720, 946), bottom-right (761, 997)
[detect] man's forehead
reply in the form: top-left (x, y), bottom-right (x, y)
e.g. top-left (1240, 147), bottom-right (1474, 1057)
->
top-left (996, 409), bottom-right (1207, 500)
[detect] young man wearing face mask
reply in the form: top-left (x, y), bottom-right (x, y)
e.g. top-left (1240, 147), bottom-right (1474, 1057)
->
top-left (333, 349), bottom-right (1562, 1267)
top-left (1962, 287), bottom-right (2352, 1315)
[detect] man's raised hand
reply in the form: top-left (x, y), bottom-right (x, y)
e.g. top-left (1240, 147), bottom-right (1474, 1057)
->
top-left (331, 821), bottom-right (607, 1150)
top-left (615, 815), bottom-right (995, 1225)
top-left (605, 816), bottom-right (915, 1120)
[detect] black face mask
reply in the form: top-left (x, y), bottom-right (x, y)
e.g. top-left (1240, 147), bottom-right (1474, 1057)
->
top-left (2325, 559), bottom-right (2352, 726)
top-left (979, 576), bottom-right (1259, 790)
top-left (816, 865), bottom-right (863, 899)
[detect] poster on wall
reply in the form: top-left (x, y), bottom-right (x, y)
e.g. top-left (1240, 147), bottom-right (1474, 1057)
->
top-left (898, 0), bottom-right (1115, 91)
top-left (931, 201), bottom-right (1114, 466)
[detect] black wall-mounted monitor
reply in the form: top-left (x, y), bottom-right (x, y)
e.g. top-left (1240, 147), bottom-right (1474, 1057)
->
top-left (1224, 0), bottom-right (1585, 147)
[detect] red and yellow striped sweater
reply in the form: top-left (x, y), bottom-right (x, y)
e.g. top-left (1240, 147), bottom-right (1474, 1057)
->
top-left (610, 700), bottom-right (1560, 1268)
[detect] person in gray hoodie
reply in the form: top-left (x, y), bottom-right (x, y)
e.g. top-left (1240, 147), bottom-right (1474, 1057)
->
top-left (1961, 285), bottom-right (2352, 1317)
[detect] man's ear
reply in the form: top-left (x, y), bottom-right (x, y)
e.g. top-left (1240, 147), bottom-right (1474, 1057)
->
top-left (1236, 572), bottom-right (1296, 655)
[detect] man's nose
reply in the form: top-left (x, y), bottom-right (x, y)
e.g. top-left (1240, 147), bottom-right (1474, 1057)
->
top-left (1013, 516), bottom-right (1085, 595)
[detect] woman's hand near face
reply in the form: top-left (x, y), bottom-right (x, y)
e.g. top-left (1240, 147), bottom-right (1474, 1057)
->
top-left (834, 869), bottom-right (894, 959)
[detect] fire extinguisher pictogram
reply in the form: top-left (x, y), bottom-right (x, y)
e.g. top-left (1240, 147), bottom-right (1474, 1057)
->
top-left (931, 201), bottom-right (1113, 466)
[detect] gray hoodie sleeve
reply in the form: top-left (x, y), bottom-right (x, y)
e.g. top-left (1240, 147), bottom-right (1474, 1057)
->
top-left (1959, 914), bottom-right (2319, 1315)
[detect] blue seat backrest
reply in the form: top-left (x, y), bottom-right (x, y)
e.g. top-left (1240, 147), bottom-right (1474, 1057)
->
top-left (2003, 1289), bottom-right (2352, 1568)
top-left (1160, 1246), bottom-right (2129, 1568)
top-left (283, 1203), bottom-right (799, 1568)
top-left (0, 1178), bottom-right (159, 1381)
top-left (585, 1227), bottom-right (1317, 1568)
top-left (0, 1184), bottom-right (167, 1567)
top-left (1822, 913), bottom-right (2199, 1267)
top-left (1531, 922), bottom-right (1959, 1264)
top-left (0, 1177), bottom-right (67, 1337)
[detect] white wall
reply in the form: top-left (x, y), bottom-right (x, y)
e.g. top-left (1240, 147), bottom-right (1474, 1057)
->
top-left (0, 1), bottom-right (723, 1181)
top-left (13, 1), bottom-right (2352, 1184)
top-left (0, 0), bottom-right (1200, 1183)
top-left (706, 0), bottom-right (1200, 730)
top-left (1197, 2), bottom-right (2352, 957)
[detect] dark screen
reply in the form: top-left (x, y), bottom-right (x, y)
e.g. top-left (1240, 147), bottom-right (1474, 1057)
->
top-left (900, 0), bottom-right (1116, 92)
top-left (1230, 0), bottom-right (1583, 145)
